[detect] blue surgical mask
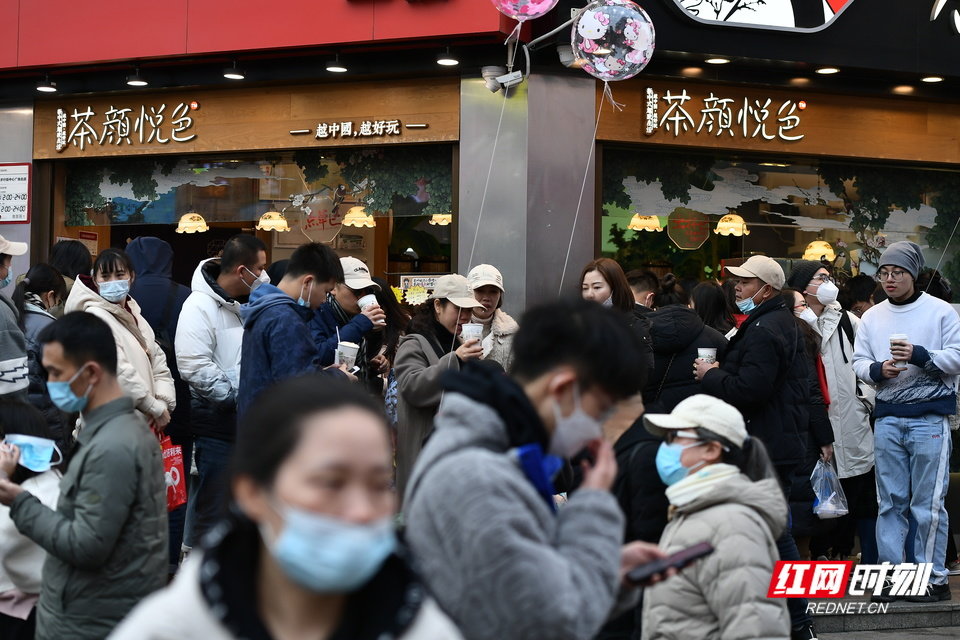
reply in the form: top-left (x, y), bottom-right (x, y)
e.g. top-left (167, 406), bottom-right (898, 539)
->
top-left (4, 434), bottom-right (63, 472)
top-left (297, 280), bottom-right (314, 308)
top-left (46, 363), bottom-right (93, 413)
top-left (0, 272), bottom-right (11, 290)
top-left (655, 440), bottom-right (706, 486)
top-left (99, 278), bottom-right (130, 303)
top-left (262, 504), bottom-right (396, 593)
top-left (735, 285), bottom-right (767, 314)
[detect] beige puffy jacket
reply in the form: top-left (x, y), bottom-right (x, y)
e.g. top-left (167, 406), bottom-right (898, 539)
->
top-left (479, 309), bottom-right (518, 372)
top-left (65, 276), bottom-right (175, 421)
top-left (642, 474), bottom-right (790, 640)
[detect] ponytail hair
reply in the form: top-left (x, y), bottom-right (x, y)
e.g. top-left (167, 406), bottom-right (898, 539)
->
top-left (695, 427), bottom-right (775, 482)
top-left (653, 273), bottom-right (689, 309)
top-left (12, 263), bottom-right (67, 331)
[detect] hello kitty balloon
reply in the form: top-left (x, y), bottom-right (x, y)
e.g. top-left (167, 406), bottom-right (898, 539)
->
top-left (491, 0), bottom-right (559, 22)
top-left (572, 0), bottom-right (655, 82)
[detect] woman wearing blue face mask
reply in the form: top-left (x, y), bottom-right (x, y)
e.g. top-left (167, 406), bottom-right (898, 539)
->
top-left (0, 399), bottom-right (63, 639)
top-left (64, 249), bottom-right (175, 433)
top-left (111, 375), bottom-right (463, 640)
top-left (642, 394), bottom-right (790, 640)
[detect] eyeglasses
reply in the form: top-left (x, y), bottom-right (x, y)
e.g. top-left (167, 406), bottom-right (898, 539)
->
top-left (793, 302), bottom-right (808, 310)
top-left (810, 274), bottom-right (834, 284)
top-left (875, 270), bottom-right (908, 282)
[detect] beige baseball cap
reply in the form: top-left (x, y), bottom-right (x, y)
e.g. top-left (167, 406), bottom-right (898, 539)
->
top-left (725, 255), bottom-right (785, 290)
top-left (468, 264), bottom-right (505, 293)
top-left (340, 257), bottom-right (380, 291)
top-left (0, 235), bottom-right (27, 257)
top-left (429, 274), bottom-right (484, 309)
top-left (644, 394), bottom-right (748, 448)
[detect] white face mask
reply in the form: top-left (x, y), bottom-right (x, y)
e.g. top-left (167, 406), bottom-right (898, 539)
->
top-left (549, 384), bottom-right (604, 458)
top-left (815, 280), bottom-right (839, 305)
top-left (601, 296), bottom-right (614, 308)
top-left (243, 267), bottom-right (270, 292)
top-left (798, 307), bottom-right (818, 325)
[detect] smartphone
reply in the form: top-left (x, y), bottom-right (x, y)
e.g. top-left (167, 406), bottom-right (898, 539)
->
top-left (625, 542), bottom-right (714, 585)
top-left (348, 366), bottom-right (360, 375)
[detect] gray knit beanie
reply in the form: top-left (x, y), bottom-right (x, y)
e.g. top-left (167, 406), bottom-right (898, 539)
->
top-left (877, 241), bottom-right (924, 281)
top-left (786, 260), bottom-right (824, 291)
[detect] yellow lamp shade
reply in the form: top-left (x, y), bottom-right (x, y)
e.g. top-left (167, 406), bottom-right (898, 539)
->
top-left (714, 213), bottom-right (750, 236)
top-left (175, 212), bottom-right (209, 234)
top-left (256, 211), bottom-right (290, 232)
top-left (803, 240), bottom-right (836, 262)
top-left (429, 213), bottom-right (453, 226)
top-left (627, 214), bottom-right (663, 232)
top-left (343, 206), bottom-right (376, 228)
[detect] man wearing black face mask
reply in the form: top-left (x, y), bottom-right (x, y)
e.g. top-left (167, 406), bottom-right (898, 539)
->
top-left (787, 260), bottom-right (877, 567)
top-left (0, 312), bottom-right (167, 639)
top-left (403, 299), bottom-right (668, 640)
top-left (693, 255), bottom-right (817, 640)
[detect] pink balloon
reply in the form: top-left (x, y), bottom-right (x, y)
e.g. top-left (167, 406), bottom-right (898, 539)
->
top-left (490, 0), bottom-right (560, 22)
top-left (572, 0), bottom-right (655, 82)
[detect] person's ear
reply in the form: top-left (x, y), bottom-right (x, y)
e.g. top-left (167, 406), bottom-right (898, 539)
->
top-left (233, 475), bottom-right (271, 526)
top-left (84, 361), bottom-right (103, 388)
top-left (703, 441), bottom-right (724, 464)
top-left (546, 367), bottom-right (577, 406)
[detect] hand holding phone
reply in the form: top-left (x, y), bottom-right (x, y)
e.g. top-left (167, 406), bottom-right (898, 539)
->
top-left (625, 542), bottom-right (714, 586)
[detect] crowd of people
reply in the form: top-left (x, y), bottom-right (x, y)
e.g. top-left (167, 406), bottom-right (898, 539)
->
top-left (0, 232), bottom-right (954, 640)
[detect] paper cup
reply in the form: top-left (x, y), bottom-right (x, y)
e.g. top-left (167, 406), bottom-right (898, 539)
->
top-left (697, 348), bottom-right (717, 364)
top-left (357, 294), bottom-right (378, 311)
top-left (337, 341), bottom-right (360, 369)
top-left (889, 333), bottom-right (909, 367)
top-left (461, 323), bottom-right (483, 343)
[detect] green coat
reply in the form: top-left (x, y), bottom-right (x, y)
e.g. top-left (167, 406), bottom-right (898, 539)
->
top-left (11, 396), bottom-right (168, 640)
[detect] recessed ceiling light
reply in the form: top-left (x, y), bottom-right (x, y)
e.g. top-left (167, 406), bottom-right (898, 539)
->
top-left (436, 48), bottom-right (459, 67)
top-left (36, 75), bottom-right (57, 93)
top-left (789, 77), bottom-right (811, 86)
top-left (126, 67), bottom-right (148, 86)
top-left (921, 75), bottom-right (944, 83)
top-left (680, 67), bottom-right (703, 77)
top-left (892, 85), bottom-right (914, 95)
top-left (815, 67), bottom-right (840, 75)
top-left (223, 61), bottom-right (245, 80)
top-left (705, 57), bottom-right (730, 65)
top-left (326, 55), bottom-right (347, 73)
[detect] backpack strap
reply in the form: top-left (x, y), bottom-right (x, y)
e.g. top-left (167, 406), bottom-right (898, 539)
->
top-left (837, 310), bottom-right (855, 364)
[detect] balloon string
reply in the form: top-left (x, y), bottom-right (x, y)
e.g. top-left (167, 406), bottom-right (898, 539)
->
top-left (927, 214), bottom-right (960, 291)
top-left (601, 81), bottom-right (625, 112)
top-left (467, 79), bottom-right (510, 271)
top-left (558, 88), bottom-right (606, 295)
top-left (505, 22), bottom-right (523, 69)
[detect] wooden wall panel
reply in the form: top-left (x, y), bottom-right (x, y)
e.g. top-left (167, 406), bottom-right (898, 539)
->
top-left (33, 77), bottom-right (460, 159)
top-left (596, 79), bottom-right (960, 165)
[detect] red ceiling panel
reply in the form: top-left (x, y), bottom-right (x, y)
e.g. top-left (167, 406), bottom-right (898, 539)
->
top-left (373, 0), bottom-right (505, 41)
top-left (0, 2), bottom-right (17, 69)
top-left (186, 0), bottom-right (375, 54)
top-left (18, 0), bottom-right (189, 67)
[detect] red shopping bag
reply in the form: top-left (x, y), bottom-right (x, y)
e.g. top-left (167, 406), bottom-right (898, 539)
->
top-left (161, 436), bottom-right (187, 511)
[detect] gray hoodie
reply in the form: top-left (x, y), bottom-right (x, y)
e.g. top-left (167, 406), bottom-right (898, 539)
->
top-left (0, 293), bottom-right (28, 398)
top-left (403, 392), bottom-right (629, 640)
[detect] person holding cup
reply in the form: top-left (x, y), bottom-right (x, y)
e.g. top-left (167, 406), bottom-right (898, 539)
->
top-left (394, 274), bottom-right (484, 499)
top-left (852, 241), bottom-right (960, 603)
top-left (310, 257), bottom-right (386, 394)
top-left (467, 264), bottom-right (519, 371)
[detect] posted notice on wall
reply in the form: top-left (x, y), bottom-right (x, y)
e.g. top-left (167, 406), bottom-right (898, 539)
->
top-left (0, 164), bottom-right (30, 224)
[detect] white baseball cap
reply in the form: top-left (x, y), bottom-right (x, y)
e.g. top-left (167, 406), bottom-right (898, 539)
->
top-left (644, 394), bottom-right (748, 448)
top-left (340, 257), bottom-right (380, 291)
top-left (725, 255), bottom-right (785, 290)
top-left (468, 264), bottom-right (505, 293)
top-left (0, 235), bottom-right (27, 257)
top-left (429, 274), bottom-right (484, 309)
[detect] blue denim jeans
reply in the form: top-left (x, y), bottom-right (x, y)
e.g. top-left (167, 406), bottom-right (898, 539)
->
top-left (183, 436), bottom-right (232, 549)
top-left (875, 414), bottom-right (952, 585)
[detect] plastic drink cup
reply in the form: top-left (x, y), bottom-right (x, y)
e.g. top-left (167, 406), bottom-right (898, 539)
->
top-left (697, 348), bottom-right (717, 364)
top-left (889, 334), bottom-right (909, 368)
top-left (337, 341), bottom-right (360, 369)
top-left (461, 323), bottom-right (483, 343)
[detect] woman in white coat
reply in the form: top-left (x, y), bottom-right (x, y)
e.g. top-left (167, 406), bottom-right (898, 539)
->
top-left (111, 375), bottom-right (462, 640)
top-left (64, 248), bottom-right (175, 431)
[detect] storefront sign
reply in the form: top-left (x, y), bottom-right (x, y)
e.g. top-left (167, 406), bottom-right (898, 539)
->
top-left (56, 230), bottom-right (98, 255)
top-left (0, 164), bottom-right (30, 224)
top-left (55, 102), bottom-right (198, 152)
top-left (666, 208), bottom-right (710, 250)
top-left (399, 275), bottom-right (439, 290)
top-left (645, 88), bottom-right (804, 141)
top-left (670, 0), bottom-right (854, 32)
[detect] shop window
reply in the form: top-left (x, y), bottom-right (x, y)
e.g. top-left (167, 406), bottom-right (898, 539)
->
top-left (54, 145), bottom-right (455, 287)
top-left (602, 147), bottom-right (960, 285)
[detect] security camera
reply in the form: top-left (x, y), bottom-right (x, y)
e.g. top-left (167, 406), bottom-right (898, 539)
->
top-left (481, 66), bottom-right (507, 93)
top-left (557, 44), bottom-right (577, 68)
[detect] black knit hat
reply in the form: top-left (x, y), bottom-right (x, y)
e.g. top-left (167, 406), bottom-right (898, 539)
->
top-left (786, 260), bottom-right (824, 290)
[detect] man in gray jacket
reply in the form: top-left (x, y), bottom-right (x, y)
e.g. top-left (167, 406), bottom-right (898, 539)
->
top-left (404, 299), bottom-right (666, 640)
top-left (0, 312), bottom-right (167, 639)
top-left (0, 234), bottom-right (29, 398)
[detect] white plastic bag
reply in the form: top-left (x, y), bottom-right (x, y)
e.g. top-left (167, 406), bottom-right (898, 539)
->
top-left (811, 458), bottom-right (848, 519)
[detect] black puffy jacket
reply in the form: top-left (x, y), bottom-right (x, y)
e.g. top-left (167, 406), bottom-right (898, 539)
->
top-left (700, 297), bottom-right (810, 468)
top-left (642, 305), bottom-right (728, 414)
